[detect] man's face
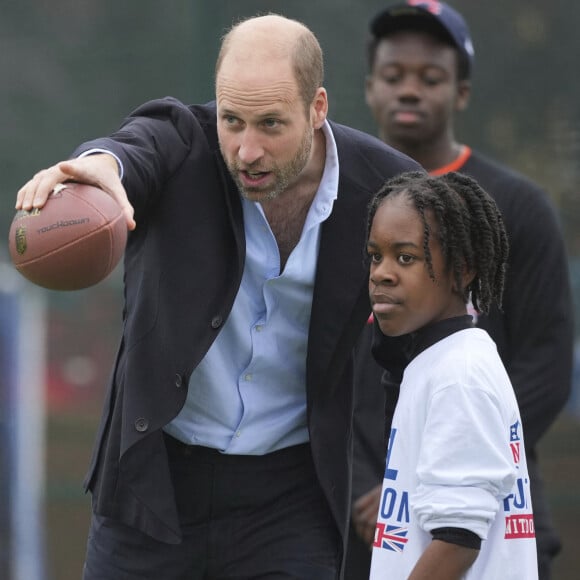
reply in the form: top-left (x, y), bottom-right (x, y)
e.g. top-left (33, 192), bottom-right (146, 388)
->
top-left (216, 56), bottom-right (315, 202)
top-left (365, 30), bottom-right (468, 151)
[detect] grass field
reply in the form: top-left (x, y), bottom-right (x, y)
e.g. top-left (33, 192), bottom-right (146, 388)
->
top-left (45, 409), bottom-right (580, 580)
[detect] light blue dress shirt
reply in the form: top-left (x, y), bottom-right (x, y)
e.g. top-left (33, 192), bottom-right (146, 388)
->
top-left (164, 122), bottom-right (339, 454)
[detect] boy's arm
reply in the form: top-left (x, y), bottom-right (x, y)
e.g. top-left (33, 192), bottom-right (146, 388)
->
top-left (408, 539), bottom-right (479, 580)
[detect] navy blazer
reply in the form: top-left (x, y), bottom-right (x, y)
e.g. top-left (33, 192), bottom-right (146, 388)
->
top-left (75, 98), bottom-right (421, 555)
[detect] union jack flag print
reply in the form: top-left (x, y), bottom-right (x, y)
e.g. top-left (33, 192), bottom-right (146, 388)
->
top-left (374, 522), bottom-right (409, 552)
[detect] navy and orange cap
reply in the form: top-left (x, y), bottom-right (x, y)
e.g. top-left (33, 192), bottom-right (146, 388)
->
top-left (370, 1), bottom-right (475, 77)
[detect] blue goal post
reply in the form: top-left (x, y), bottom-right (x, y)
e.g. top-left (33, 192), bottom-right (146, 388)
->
top-left (0, 262), bottom-right (47, 580)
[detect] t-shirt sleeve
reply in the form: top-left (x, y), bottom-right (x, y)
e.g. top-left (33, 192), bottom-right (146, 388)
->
top-left (412, 382), bottom-right (517, 540)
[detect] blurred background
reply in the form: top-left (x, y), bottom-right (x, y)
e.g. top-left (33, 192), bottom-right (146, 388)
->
top-left (1, 1), bottom-right (579, 579)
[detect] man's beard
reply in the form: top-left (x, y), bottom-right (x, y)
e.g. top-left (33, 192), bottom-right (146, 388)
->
top-left (227, 126), bottom-right (313, 202)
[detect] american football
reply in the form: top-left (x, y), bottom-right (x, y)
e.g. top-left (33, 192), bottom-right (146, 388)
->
top-left (8, 182), bottom-right (127, 291)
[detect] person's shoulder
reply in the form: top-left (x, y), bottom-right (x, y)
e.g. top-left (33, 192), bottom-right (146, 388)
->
top-left (419, 328), bottom-right (496, 370)
top-left (418, 329), bottom-right (508, 390)
top-left (462, 148), bottom-right (560, 223)
top-left (123, 97), bottom-right (218, 147)
top-left (463, 149), bottom-right (548, 199)
top-left (329, 120), bottom-right (422, 180)
top-left (128, 97), bottom-right (216, 126)
top-left (330, 121), bottom-right (415, 162)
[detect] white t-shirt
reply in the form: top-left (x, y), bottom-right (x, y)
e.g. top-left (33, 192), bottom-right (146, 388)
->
top-left (370, 328), bottom-right (538, 579)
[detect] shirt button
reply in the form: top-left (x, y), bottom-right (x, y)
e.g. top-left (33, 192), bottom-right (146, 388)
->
top-left (244, 373), bottom-right (253, 381)
top-left (174, 373), bottom-right (183, 388)
top-left (236, 430), bottom-right (241, 437)
top-left (134, 417), bottom-right (149, 432)
top-left (255, 325), bottom-right (263, 332)
top-left (211, 316), bottom-right (223, 329)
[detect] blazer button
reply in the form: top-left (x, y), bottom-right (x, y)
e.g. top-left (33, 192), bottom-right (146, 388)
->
top-left (134, 417), bottom-right (149, 432)
top-left (211, 315), bottom-right (223, 329)
top-left (174, 373), bottom-right (183, 388)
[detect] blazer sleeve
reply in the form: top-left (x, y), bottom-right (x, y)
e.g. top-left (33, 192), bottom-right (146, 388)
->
top-left (72, 96), bottom-right (202, 219)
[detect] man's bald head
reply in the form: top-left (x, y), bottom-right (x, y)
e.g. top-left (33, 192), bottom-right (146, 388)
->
top-left (216, 14), bottom-right (324, 110)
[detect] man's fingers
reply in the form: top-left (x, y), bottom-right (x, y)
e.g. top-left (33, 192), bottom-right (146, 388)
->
top-left (354, 519), bottom-right (376, 546)
top-left (57, 159), bottom-right (136, 231)
top-left (353, 484), bottom-right (382, 516)
top-left (352, 484), bottom-right (381, 546)
top-left (16, 166), bottom-right (73, 211)
top-left (15, 155), bottom-right (136, 231)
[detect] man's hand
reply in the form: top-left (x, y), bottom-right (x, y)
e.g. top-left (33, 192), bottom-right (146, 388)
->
top-left (351, 484), bottom-right (382, 546)
top-left (16, 153), bottom-right (136, 230)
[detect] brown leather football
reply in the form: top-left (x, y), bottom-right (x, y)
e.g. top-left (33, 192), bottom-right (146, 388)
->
top-left (8, 182), bottom-right (127, 291)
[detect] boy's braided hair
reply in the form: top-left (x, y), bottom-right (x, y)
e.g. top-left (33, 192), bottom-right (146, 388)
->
top-left (366, 170), bottom-right (508, 314)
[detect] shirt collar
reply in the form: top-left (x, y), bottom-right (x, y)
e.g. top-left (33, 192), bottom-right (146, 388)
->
top-left (302, 120), bottom-right (339, 227)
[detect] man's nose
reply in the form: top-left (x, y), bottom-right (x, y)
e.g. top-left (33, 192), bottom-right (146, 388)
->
top-left (237, 129), bottom-right (264, 165)
top-left (397, 75), bottom-right (422, 100)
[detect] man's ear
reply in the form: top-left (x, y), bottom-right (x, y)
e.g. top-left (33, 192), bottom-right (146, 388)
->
top-left (311, 87), bottom-right (328, 129)
top-left (455, 80), bottom-right (471, 113)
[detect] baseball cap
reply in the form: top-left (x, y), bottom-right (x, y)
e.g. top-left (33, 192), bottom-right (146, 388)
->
top-left (370, 1), bottom-right (475, 76)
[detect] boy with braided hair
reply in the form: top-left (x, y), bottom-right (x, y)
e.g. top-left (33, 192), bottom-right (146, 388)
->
top-left (367, 171), bottom-right (537, 579)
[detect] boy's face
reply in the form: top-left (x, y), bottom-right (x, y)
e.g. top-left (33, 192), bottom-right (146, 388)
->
top-left (365, 30), bottom-right (469, 152)
top-left (367, 194), bottom-right (467, 337)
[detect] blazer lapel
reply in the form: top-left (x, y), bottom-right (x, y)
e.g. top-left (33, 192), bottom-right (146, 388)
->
top-left (305, 120), bottom-right (415, 397)
top-left (307, 181), bottom-right (371, 395)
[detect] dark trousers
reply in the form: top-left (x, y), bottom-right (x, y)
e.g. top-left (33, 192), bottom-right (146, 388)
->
top-left (528, 456), bottom-right (561, 580)
top-left (344, 523), bottom-right (371, 580)
top-left (83, 436), bottom-right (340, 580)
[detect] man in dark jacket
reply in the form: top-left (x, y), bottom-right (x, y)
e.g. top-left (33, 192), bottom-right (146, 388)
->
top-left (346, 3), bottom-right (574, 579)
top-left (16, 13), bottom-right (420, 580)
